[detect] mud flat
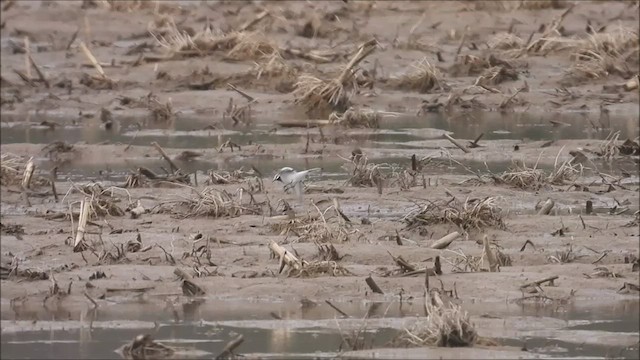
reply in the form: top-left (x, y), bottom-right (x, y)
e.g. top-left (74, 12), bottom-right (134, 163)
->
top-left (1, 0), bottom-right (639, 359)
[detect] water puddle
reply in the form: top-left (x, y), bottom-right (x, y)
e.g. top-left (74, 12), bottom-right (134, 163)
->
top-left (1, 299), bottom-right (638, 359)
top-left (2, 111), bottom-right (638, 147)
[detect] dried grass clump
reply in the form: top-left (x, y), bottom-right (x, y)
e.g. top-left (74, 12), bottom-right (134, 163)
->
top-left (296, 261), bottom-right (353, 277)
top-left (448, 55), bottom-right (490, 77)
top-left (226, 31), bottom-right (279, 61)
top-left (345, 155), bottom-right (388, 189)
top-left (395, 57), bottom-right (446, 93)
top-left (564, 26), bottom-right (639, 84)
top-left (474, 65), bottom-right (518, 86)
top-left (118, 334), bottom-right (175, 360)
top-left (487, 33), bottom-right (527, 58)
top-left (597, 131), bottom-right (621, 160)
top-left (95, 0), bottom-right (158, 12)
top-left (403, 197), bottom-right (505, 231)
top-left (292, 39), bottom-right (377, 115)
top-left (466, 1), bottom-right (518, 11)
top-left (152, 20), bottom-right (278, 61)
top-left (548, 245), bottom-right (586, 264)
top-left (253, 52), bottom-right (298, 79)
top-left (394, 290), bottom-right (477, 347)
top-left (517, 0), bottom-right (567, 10)
top-left (444, 249), bottom-right (483, 273)
top-left (66, 183), bottom-right (128, 218)
top-left (329, 107), bottom-right (380, 128)
top-left (271, 216), bottom-right (351, 243)
top-left (205, 167), bottom-right (262, 185)
top-left (1, 153), bottom-right (26, 186)
top-left (495, 157), bottom-right (583, 190)
top-left (152, 186), bottom-right (263, 219)
top-left (488, 33), bottom-right (525, 51)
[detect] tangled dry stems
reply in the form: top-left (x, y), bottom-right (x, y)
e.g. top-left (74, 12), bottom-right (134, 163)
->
top-left (253, 52), bottom-right (298, 80)
top-left (564, 25), bottom-right (639, 83)
top-left (1, 153), bottom-right (27, 186)
top-left (292, 39), bottom-right (377, 114)
top-left (345, 156), bottom-right (388, 188)
top-left (404, 197), bottom-right (505, 231)
top-left (394, 290), bottom-right (477, 347)
top-left (496, 157), bottom-right (583, 190)
top-left (65, 183), bottom-right (129, 218)
top-left (329, 107), bottom-right (380, 128)
top-left (152, 186), bottom-right (263, 219)
top-left (395, 57), bottom-right (446, 93)
top-left (152, 20), bottom-right (278, 61)
top-left (120, 334), bottom-right (175, 360)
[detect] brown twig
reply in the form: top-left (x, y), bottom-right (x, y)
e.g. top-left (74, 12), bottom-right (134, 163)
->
top-left (365, 275), bottom-right (384, 294)
top-left (325, 300), bottom-right (350, 318)
top-left (215, 334), bottom-right (244, 360)
top-left (151, 141), bottom-right (179, 173)
top-left (443, 134), bottom-right (471, 153)
top-left (520, 275), bottom-right (559, 289)
top-left (28, 55), bottom-right (49, 88)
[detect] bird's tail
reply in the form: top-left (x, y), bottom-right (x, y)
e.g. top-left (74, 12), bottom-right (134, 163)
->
top-left (307, 168), bottom-right (322, 173)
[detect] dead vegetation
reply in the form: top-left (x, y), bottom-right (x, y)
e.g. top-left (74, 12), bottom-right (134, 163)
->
top-left (292, 39), bottom-right (377, 115)
top-left (493, 156), bottom-right (583, 190)
top-left (205, 167), bottom-right (263, 190)
top-left (329, 107), bottom-right (381, 128)
top-left (0, 153), bottom-right (48, 187)
top-left (152, 186), bottom-right (263, 219)
top-left (403, 197), bottom-right (505, 231)
top-left (563, 25), bottom-right (639, 85)
top-left (393, 289), bottom-right (477, 347)
top-left (270, 203), bottom-right (355, 243)
top-left (118, 334), bottom-right (175, 360)
top-left (269, 240), bottom-right (353, 278)
top-left (596, 131), bottom-right (640, 159)
top-left (393, 57), bottom-right (447, 93)
top-left (64, 183), bottom-right (128, 218)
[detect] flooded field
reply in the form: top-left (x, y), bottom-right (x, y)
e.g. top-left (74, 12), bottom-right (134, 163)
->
top-left (1, 0), bottom-right (639, 359)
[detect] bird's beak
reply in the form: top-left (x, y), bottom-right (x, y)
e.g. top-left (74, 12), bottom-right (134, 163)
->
top-left (272, 174), bottom-right (280, 182)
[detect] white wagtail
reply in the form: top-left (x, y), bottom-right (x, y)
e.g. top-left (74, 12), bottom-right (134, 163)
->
top-left (273, 167), bottom-right (321, 203)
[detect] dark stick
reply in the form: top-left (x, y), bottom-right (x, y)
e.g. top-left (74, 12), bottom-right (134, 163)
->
top-left (50, 166), bottom-right (58, 202)
top-left (365, 275), bottom-right (384, 294)
top-left (215, 334), bottom-right (244, 360)
top-left (325, 300), bottom-right (349, 318)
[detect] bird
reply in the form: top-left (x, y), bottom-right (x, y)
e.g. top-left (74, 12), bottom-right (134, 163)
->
top-left (273, 167), bottom-right (321, 203)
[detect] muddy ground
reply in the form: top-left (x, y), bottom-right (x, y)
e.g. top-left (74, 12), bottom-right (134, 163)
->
top-left (1, 0), bottom-right (639, 358)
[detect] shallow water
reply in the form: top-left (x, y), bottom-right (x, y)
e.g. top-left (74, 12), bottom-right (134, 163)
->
top-left (2, 111), bottom-right (638, 147)
top-left (1, 299), bottom-right (638, 359)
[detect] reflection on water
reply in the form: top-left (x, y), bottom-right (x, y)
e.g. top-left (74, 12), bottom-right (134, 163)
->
top-left (1, 324), bottom-right (398, 359)
top-left (1, 299), bottom-right (638, 359)
top-left (2, 111), bottom-right (638, 148)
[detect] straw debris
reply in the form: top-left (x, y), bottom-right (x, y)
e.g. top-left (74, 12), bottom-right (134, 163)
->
top-left (563, 25), bottom-right (639, 85)
top-left (393, 290), bottom-right (477, 347)
top-left (152, 186), bottom-right (264, 219)
top-left (394, 57), bottom-right (447, 93)
top-left (292, 39), bottom-right (377, 115)
top-left (494, 157), bottom-right (583, 190)
top-left (329, 107), bottom-right (380, 128)
top-left (1, 153), bottom-right (47, 187)
top-left (403, 197), bottom-right (505, 231)
top-left (119, 334), bottom-right (175, 360)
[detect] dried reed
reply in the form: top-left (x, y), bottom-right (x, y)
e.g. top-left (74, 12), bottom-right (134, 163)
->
top-left (152, 186), bottom-right (263, 219)
top-left (329, 107), bottom-right (380, 128)
top-left (403, 197), bottom-right (505, 231)
top-left (395, 57), bottom-right (446, 93)
top-left (394, 290), bottom-right (477, 347)
top-left (292, 39), bottom-right (378, 114)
